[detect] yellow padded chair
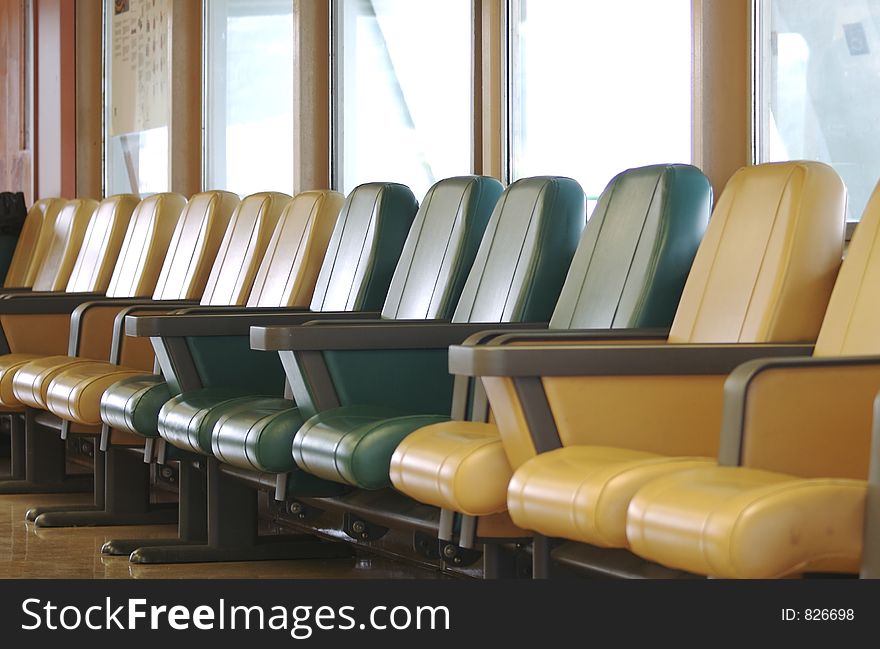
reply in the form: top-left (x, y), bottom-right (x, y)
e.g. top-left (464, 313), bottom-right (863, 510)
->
top-left (27, 198), bottom-right (101, 292)
top-left (39, 190), bottom-right (334, 429)
top-left (44, 190), bottom-right (342, 429)
top-left (624, 179), bottom-right (880, 578)
top-left (3, 198), bottom-right (65, 289)
top-left (3, 191), bottom-right (246, 419)
top-left (0, 193), bottom-right (178, 412)
top-left (434, 161), bottom-right (846, 559)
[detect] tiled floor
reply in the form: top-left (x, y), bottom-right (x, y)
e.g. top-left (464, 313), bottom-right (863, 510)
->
top-left (0, 491), bottom-right (442, 579)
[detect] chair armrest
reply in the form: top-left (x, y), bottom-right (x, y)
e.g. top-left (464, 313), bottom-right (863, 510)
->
top-left (125, 310), bottom-right (384, 338)
top-left (0, 291), bottom-right (109, 314)
top-left (69, 299), bottom-right (199, 356)
top-left (250, 321), bottom-right (549, 352)
top-left (717, 355), bottom-right (880, 477)
top-left (448, 342), bottom-right (815, 377)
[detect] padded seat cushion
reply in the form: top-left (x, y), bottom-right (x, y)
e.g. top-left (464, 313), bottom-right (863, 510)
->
top-left (211, 399), bottom-right (303, 473)
top-left (12, 355), bottom-right (98, 409)
top-left (158, 389), bottom-right (283, 455)
top-left (100, 374), bottom-right (170, 438)
top-left (390, 421), bottom-right (512, 515)
top-left (0, 353), bottom-right (42, 408)
top-left (507, 446), bottom-right (712, 547)
top-left (44, 361), bottom-right (146, 425)
top-left (293, 405), bottom-right (448, 490)
top-left (627, 466), bottom-right (865, 578)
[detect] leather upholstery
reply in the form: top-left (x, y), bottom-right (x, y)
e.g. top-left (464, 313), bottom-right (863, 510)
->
top-left (103, 183), bottom-right (419, 437)
top-left (507, 447), bottom-right (712, 546)
top-left (246, 190), bottom-right (345, 307)
top-left (7, 193), bottom-right (187, 411)
top-left (31, 198), bottom-right (99, 291)
top-left (389, 165), bottom-right (713, 513)
top-left (103, 193), bottom-right (189, 298)
top-left (151, 191), bottom-right (241, 300)
top-left (477, 162), bottom-right (848, 548)
top-left (310, 183), bottom-right (419, 312)
top-left (627, 467), bottom-right (864, 578)
top-left (199, 192), bottom-right (292, 306)
top-left (4, 198), bottom-right (64, 288)
top-left (177, 178), bottom-right (497, 469)
top-left (668, 161), bottom-right (844, 344)
top-left (64, 194), bottom-right (142, 293)
top-left (550, 164), bottom-right (711, 329)
top-left (380, 177), bottom-right (503, 319)
top-left (290, 177), bottom-right (585, 489)
top-left (627, 178), bottom-right (880, 577)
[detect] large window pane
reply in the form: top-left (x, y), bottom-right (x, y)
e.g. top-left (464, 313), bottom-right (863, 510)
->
top-left (333, 0), bottom-right (472, 198)
top-left (105, 0), bottom-right (171, 195)
top-left (204, 0), bottom-right (294, 196)
top-left (510, 0), bottom-right (692, 212)
top-left (756, 0), bottom-right (880, 221)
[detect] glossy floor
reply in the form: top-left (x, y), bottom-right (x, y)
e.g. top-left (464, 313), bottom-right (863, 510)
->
top-left (0, 492), bottom-right (443, 579)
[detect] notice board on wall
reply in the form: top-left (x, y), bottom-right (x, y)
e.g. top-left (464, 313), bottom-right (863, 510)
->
top-left (110, 0), bottom-right (170, 136)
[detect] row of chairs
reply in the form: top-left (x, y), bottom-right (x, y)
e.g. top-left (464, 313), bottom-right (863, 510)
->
top-left (0, 159), bottom-right (873, 578)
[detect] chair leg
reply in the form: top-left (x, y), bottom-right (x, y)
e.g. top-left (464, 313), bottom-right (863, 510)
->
top-left (32, 446), bottom-right (177, 528)
top-left (127, 457), bottom-right (350, 564)
top-left (102, 456), bottom-right (208, 555)
top-left (0, 409), bottom-right (92, 494)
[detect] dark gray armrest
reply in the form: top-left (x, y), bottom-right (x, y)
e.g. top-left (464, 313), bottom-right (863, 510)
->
top-left (459, 327), bottom-right (669, 347)
top-left (251, 321), bottom-right (549, 352)
top-left (67, 298), bottom-right (200, 360)
top-left (448, 342), bottom-right (816, 377)
top-left (125, 309), bottom-right (383, 338)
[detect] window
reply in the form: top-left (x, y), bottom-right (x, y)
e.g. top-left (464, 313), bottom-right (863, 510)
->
top-left (755, 0), bottom-right (880, 221)
top-left (509, 0), bottom-right (693, 213)
top-left (333, 0), bottom-right (473, 199)
top-left (104, 0), bottom-right (171, 195)
top-left (204, 0), bottom-right (294, 196)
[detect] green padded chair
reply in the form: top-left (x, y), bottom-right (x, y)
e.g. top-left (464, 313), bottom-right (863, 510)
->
top-left (235, 175), bottom-right (587, 499)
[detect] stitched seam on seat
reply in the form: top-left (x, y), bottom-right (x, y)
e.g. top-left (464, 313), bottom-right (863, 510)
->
top-left (735, 165), bottom-right (798, 342)
top-left (231, 196), bottom-right (270, 304)
top-left (679, 174), bottom-right (742, 342)
top-left (346, 188), bottom-right (384, 310)
top-left (611, 170), bottom-right (665, 326)
top-left (566, 178), bottom-right (616, 329)
top-left (426, 185), bottom-right (471, 318)
top-left (835, 204), bottom-right (880, 354)
top-left (389, 185), bottom-right (435, 317)
top-left (314, 195), bottom-right (357, 310)
top-left (280, 198), bottom-right (321, 306)
top-left (458, 188), bottom-right (510, 322)
top-left (509, 180), bottom-right (554, 320)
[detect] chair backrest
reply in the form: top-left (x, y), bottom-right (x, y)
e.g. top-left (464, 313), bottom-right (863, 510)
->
top-left (31, 198), bottom-right (100, 292)
top-left (65, 194), bottom-right (142, 293)
top-left (247, 190), bottom-right (345, 308)
top-left (152, 191), bottom-right (241, 301)
top-left (309, 183), bottom-right (419, 312)
top-left (104, 193), bottom-right (188, 298)
top-left (380, 176), bottom-right (503, 320)
top-left (4, 197), bottom-right (65, 288)
top-left (550, 164), bottom-right (711, 330)
top-left (668, 161), bottom-right (845, 344)
top-left (814, 181), bottom-right (880, 356)
top-left (451, 176), bottom-right (585, 324)
top-left (198, 192), bottom-right (291, 306)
